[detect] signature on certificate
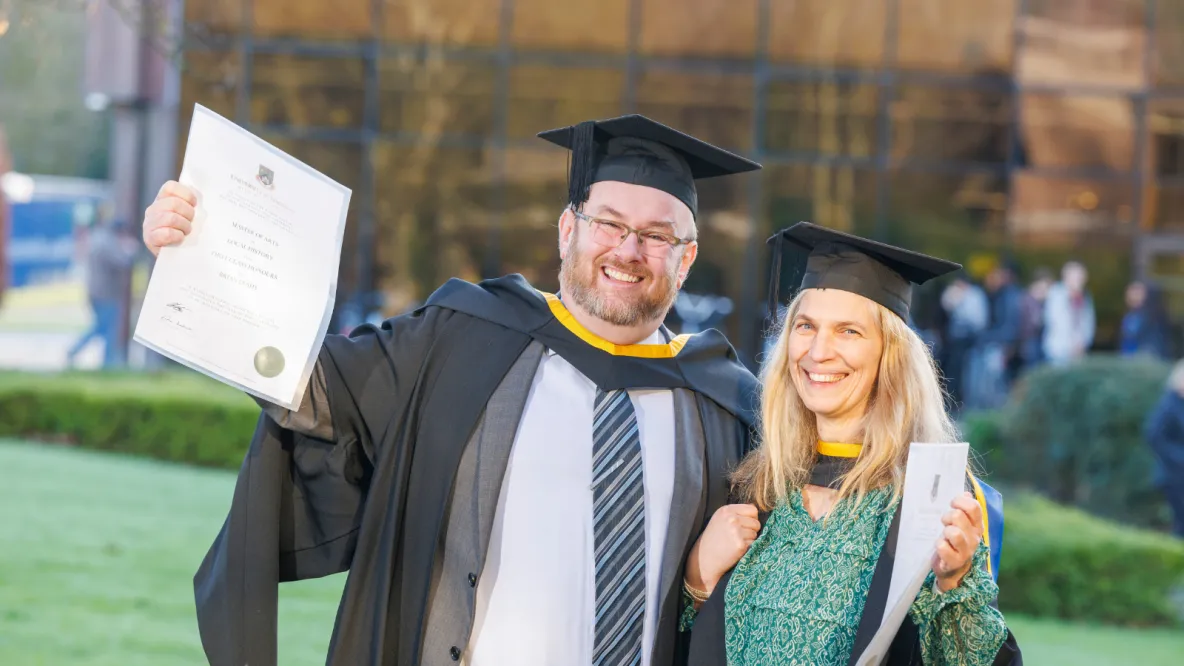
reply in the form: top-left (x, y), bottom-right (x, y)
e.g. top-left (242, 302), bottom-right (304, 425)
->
top-left (160, 303), bottom-right (194, 332)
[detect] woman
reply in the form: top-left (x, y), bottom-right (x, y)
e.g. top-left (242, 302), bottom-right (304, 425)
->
top-left (679, 223), bottom-right (1017, 665)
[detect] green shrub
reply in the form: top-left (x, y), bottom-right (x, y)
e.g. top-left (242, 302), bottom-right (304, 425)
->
top-left (999, 492), bottom-right (1184, 626)
top-left (961, 410), bottom-right (1006, 472)
top-left (0, 371), bottom-right (259, 469)
top-left (990, 354), bottom-right (1173, 530)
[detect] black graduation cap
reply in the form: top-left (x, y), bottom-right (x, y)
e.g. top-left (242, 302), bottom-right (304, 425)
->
top-left (537, 114), bottom-right (762, 219)
top-left (766, 222), bottom-right (962, 321)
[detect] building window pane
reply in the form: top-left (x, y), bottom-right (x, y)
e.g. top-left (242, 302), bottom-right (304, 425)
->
top-left (635, 70), bottom-right (753, 152)
top-left (250, 55), bottom-right (366, 129)
top-left (1150, 184), bottom-right (1184, 233)
top-left (1017, 1), bottom-right (1147, 89)
top-left (887, 171), bottom-right (1009, 256)
top-left (1149, 100), bottom-right (1184, 178)
top-left (184, 0), bottom-right (243, 33)
top-left (379, 58), bottom-right (496, 136)
top-left (384, 0), bottom-right (502, 47)
top-left (1146, 251), bottom-right (1184, 323)
top-left (512, 0), bottom-right (629, 53)
top-left (507, 66), bottom-right (624, 140)
top-left (1156, 1), bottom-right (1184, 86)
top-left (178, 50), bottom-right (240, 169)
top-left (896, 0), bottom-right (1016, 72)
top-left (769, 0), bottom-right (886, 67)
top-left (765, 164), bottom-right (878, 238)
top-left (886, 171), bottom-right (1006, 338)
top-left (1009, 173), bottom-right (1134, 242)
top-left (764, 81), bottom-right (877, 158)
top-left (763, 164), bottom-right (877, 324)
top-left (639, 0), bottom-right (757, 59)
top-left (1026, 0), bottom-right (1145, 26)
top-left (252, 0), bottom-right (371, 40)
top-left (891, 85), bottom-right (1011, 165)
top-left (372, 144), bottom-right (492, 309)
top-left (1011, 169), bottom-right (1136, 343)
top-left (673, 174), bottom-right (752, 342)
top-left (1018, 93), bottom-right (1136, 172)
top-left (501, 147), bottom-right (567, 292)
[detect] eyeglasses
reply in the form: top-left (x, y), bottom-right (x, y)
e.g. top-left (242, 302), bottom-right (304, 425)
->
top-left (571, 210), bottom-right (696, 258)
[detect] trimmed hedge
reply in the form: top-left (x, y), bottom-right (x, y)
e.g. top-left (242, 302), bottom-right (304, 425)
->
top-left (3, 370), bottom-right (1184, 625)
top-left (0, 371), bottom-right (259, 469)
top-left (998, 492), bottom-right (1184, 627)
top-left (968, 354), bottom-right (1174, 531)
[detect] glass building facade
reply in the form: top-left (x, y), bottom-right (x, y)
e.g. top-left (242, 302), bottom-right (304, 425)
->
top-left (178, 0), bottom-right (1184, 364)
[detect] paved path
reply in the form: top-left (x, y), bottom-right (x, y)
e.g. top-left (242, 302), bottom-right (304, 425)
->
top-left (0, 331), bottom-right (103, 371)
top-left (0, 281), bottom-right (107, 371)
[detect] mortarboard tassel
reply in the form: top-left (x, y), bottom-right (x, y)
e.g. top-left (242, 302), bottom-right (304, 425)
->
top-left (567, 120), bottom-right (599, 211)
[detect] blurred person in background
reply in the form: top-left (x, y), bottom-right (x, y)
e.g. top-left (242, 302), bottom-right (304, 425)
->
top-left (0, 123), bottom-right (11, 306)
top-left (1144, 359), bottom-right (1184, 539)
top-left (1042, 260), bottom-right (1095, 366)
top-left (66, 209), bottom-right (140, 369)
top-left (1018, 267), bottom-right (1054, 370)
top-left (939, 271), bottom-right (988, 412)
top-left (965, 260), bottom-right (1024, 410)
top-left (1120, 280), bottom-right (1172, 360)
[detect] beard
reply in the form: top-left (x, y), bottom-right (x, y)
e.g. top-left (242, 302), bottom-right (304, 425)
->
top-left (559, 228), bottom-right (680, 327)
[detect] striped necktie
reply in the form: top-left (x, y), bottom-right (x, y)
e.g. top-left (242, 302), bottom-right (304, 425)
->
top-left (591, 388), bottom-right (647, 666)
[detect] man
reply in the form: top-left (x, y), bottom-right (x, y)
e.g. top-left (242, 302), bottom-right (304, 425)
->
top-left (141, 115), bottom-right (762, 666)
top-left (966, 260), bottom-right (1024, 410)
top-left (1042, 260), bottom-right (1095, 366)
top-left (67, 213), bottom-right (140, 368)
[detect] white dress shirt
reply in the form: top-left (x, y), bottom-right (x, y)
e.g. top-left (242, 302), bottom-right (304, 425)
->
top-left (464, 329), bottom-right (676, 665)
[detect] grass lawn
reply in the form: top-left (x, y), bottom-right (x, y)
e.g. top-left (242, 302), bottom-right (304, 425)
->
top-left (2, 439), bottom-right (1182, 665)
top-left (0, 439), bottom-right (342, 666)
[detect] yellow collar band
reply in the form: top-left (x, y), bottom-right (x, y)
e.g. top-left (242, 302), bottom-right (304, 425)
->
top-left (540, 291), bottom-right (690, 358)
top-left (817, 441), bottom-right (863, 458)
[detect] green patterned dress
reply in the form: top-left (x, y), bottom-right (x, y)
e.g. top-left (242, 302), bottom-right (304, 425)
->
top-left (681, 486), bottom-right (1008, 665)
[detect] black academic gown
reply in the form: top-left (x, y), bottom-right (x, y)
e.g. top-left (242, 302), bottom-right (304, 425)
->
top-left (192, 274), bottom-right (759, 666)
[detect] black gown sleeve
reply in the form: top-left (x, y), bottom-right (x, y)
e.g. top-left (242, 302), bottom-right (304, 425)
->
top-left (318, 307), bottom-right (455, 460)
top-left (193, 306), bottom-right (452, 666)
top-left (253, 361), bottom-right (335, 441)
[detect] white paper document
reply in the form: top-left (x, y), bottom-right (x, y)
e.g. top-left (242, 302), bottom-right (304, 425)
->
top-left (853, 442), bottom-right (970, 666)
top-left (133, 104), bottom-right (351, 410)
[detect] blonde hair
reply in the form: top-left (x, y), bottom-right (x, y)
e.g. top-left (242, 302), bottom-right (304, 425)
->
top-left (732, 290), bottom-right (960, 511)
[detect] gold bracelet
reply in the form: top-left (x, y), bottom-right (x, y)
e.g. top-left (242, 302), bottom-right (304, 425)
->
top-left (683, 579), bottom-right (710, 603)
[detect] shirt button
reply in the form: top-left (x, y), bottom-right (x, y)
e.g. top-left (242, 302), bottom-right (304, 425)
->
top-left (450, 646), bottom-right (461, 661)
top-left (467, 573), bottom-right (477, 587)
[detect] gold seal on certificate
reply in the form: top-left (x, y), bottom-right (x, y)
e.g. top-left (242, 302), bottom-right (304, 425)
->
top-left (253, 346), bottom-right (285, 378)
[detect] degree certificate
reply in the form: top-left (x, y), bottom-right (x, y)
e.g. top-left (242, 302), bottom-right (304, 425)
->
top-left (134, 104), bottom-right (351, 410)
